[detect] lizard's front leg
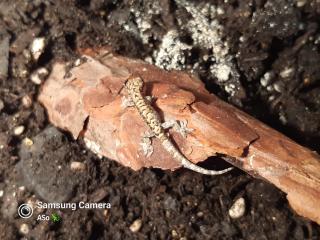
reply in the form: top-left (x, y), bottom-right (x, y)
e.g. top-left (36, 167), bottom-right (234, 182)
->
top-left (121, 96), bottom-right (135, 108)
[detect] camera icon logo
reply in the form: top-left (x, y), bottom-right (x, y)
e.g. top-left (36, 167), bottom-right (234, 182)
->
top-left (18, 204), bottom-right (33, 219)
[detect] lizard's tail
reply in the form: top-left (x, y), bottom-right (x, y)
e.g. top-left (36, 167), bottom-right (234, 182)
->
top-left (161, 139), bottom-right (233, 175)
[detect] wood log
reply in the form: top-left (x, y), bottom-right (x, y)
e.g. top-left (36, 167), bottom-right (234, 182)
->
top-left (38, 48), bottom-right (320, 224)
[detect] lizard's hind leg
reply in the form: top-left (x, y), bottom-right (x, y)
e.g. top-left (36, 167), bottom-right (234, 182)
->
top-left (140, 131), bottom-right (155, 157)
top-left (162, 119), bottom-right (194, 138)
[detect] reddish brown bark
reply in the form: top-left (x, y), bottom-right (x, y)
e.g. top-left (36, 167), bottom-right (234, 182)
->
top-left (38, 48), bottom-right (320, 224)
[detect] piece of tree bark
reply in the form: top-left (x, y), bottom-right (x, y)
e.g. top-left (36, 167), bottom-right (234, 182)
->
top-left (38, 48), bottom-right (320, 224)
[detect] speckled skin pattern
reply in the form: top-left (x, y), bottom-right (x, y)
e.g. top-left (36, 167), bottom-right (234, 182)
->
top-left (125, 76), bottom-right (233, 175)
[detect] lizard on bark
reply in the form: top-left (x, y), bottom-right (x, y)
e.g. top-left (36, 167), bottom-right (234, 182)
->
top-left (125, 76), bottom-right (233, 175)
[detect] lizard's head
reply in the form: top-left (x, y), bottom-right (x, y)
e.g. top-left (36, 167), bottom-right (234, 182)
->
top-left (126, 77), bottom-right (144, 91)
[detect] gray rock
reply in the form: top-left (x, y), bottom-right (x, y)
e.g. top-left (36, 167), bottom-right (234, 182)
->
top-left (17, 126), bottom-right (77, 202)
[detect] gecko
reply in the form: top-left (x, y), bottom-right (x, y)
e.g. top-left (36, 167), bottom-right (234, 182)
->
top-left (125, 76), bottom-right (233, 175)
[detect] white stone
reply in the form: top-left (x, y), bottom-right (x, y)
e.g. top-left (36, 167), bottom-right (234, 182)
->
top-left (19, 223), bottom-right (29, 235)
top-left (23, 137), bottom-right (33, 146)
top-left (196, 211), bottom-right (204, 217)
top-left (70, 161), bottom-right (86, 171)
top-left (30, 37), bottom-right (46, 61)
top-left (279, 114), bottom-right (287, 124)
top-left (30, 67), bottom-right (49, 85)
top-left (74, 58), bottom-right (82, 67)
top-left (203, 54), bottom-right (209, 61)
top-left (224, 84), bottom-right (236, 96)
top-left (260, 71), bottom-right (274, 87)
top-left (22, 95), bottom-right (33, 108)
top-left (229, 197), bottom-right (246, 219)
top-left (273, 82), bottom-right (283, 93)
top-left (171, 230), bottom-right (178, 238)
top-left (13, 125), bottom-right (25, 136)
top-left (268, 95), bottom-right (275, 102)
top-left (129, 219), bottom-right (142, 232)
top-left (280, 67), bottom-right (294, 78)
top-left (217, 7), bottom-right (225, 15)
top-left (266, 85), bottom-right (274, 92)
top-left (296, 0), bottom-right (307, 7)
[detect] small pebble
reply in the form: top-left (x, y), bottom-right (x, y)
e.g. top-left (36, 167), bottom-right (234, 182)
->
top-left (30, 37), bottom-right (46, 61)
top-left (0, 99), bottom-right (4, 112)
top-left (196, 211), bottom-right (204, 217)
top-left (266, 85), bottom-right (274, 92)
top-left (279, 114), bottom-right (287, 125)
top-left (22, 95), bottom-right (33, 108)
top-left (217, 7), bottom-right (225, 15)
top-left (268, 95), bottom-right (275, 102)
top-left (260, 71), bottom-right (274, 87)
top-left (280, 67), bottom-right (294, 78)
top-left (203, 54), bottom-right (209, 61)
top-left (30, 67), bottom-right (49, 85)
top-left (303, 77), bottom-right (310, 86)
top-left (260, 78), bottom-right (269, 87)
top-left (103, 209), bottom-right (109, 218)
top-left (129, 219), bottom-right (142, 233)
top-left (273, 81), bottom-right (284, 93)
top-left (13, 126), bottom-right (25, 136)
top-left (73, 58), bottom-right (82, 67)
top-left (296, 0), bottom-right (307, 7)
top-left (30, 72), bottom-right (41, 85)
top-left (19, 223), bottom-right (29, 235)
top-left (171, 230), bottom-right (178, 238)
top-left (70, 161), bottom-right (86, 171)
top-left (17, 67), bottom-right (29, 79)
top-left (23, 137), bottom-right (34, 146)
top-left (22, 49), bottom-right (32, 61)
top-left (228, 197), bottom-right (246, 219)
top-left (0, 190), bottom-right (3, 197)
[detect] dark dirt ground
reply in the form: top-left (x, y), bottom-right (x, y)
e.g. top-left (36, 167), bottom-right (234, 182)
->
top-left (0, 0), bottom-right (320, 239)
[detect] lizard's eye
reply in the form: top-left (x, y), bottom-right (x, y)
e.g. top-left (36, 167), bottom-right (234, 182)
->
top-left (137, 79), bottom-right (143, 86)
top-left (135, 79), bottom-right (144, 89)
